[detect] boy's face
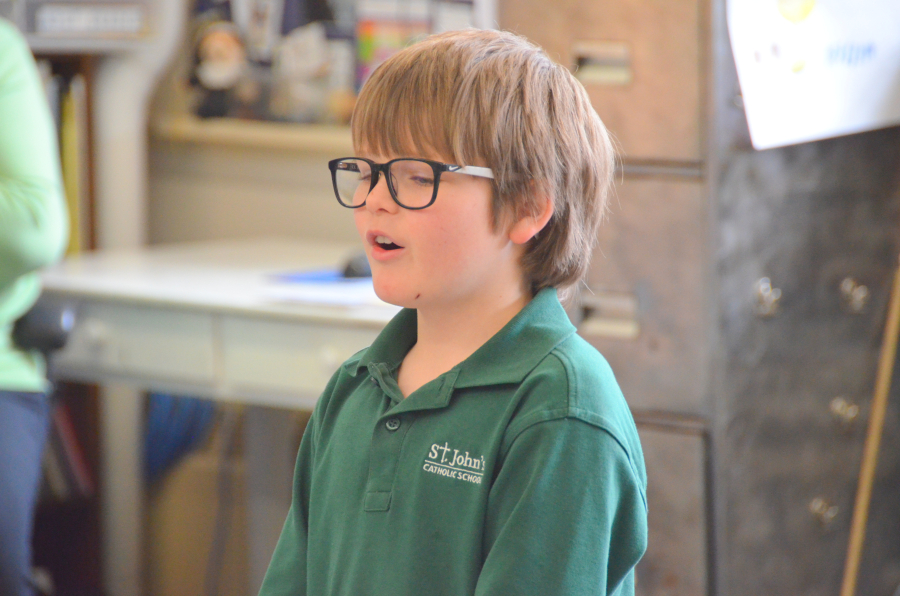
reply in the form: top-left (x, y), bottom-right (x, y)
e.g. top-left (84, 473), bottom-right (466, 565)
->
top-left (353, 149), bottom-right (527, 312)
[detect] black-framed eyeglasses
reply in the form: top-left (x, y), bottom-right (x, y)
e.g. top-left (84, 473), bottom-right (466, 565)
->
top-left (328, 157), bottom-right (495, 210)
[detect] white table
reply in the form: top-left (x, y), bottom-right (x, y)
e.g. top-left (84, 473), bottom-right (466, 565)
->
top-left (40, 238), bottom-right (397, 596)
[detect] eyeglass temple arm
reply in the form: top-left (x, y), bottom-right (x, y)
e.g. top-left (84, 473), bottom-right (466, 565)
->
top-left (449, 165), bottom-right (495, 179)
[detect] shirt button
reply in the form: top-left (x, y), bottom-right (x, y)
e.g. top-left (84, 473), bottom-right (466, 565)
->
top-left (370, 376), bottom-right (378, 385)
top-left (385, 418), bottom-right (401, 431)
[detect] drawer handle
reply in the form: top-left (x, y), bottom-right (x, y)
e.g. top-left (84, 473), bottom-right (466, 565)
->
top-left (809, 497), bottom-right (839, 527)
top-left (578, 291), bottom-right (640, 340)
top-left (320, 346), bottom-right (343, 372)
top-left (754, 277), bottom-right (782, 318)
top-left (82, 320), bottom-right (110, 351)
top-left (830, 397), bottom-right (860, 429)
top-left (840, 278), bottom-right (869, 314)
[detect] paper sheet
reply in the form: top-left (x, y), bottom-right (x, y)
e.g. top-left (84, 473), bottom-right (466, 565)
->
top-left (264, 269), bottom-right (396, 309)
top-left (728, 0), bottom-right (900, 149)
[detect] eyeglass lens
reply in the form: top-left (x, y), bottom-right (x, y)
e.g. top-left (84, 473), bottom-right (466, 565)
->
top-left (333, 159), bottom-right (437, 209)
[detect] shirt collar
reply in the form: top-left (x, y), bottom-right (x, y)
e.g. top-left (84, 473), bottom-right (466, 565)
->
top-left (345, 288), bottom-right (576, 389)
top-left (453, 288), bottom-right (576, 388)
top-left (345, 307), bottom-right (418, 376)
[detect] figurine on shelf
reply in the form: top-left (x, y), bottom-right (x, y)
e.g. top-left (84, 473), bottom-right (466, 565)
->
top-left (268, 22), bottom-right (331, 122)
top-left (190, 20), bottom-right (262, 119)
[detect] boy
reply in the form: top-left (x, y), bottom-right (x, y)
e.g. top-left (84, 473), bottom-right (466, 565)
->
top-left (260, 28), bottom-right (647, 596)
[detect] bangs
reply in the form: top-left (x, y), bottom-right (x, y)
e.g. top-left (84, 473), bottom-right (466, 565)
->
top-left (351, 98), bottom-right (453, 162)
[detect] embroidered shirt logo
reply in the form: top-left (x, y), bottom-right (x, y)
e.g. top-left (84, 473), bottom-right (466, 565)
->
top-left (423, 443), bottom-right (485, 485)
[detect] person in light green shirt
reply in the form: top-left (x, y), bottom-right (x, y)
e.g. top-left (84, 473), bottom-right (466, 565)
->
top-left (0, 17), bottom-right (68, 596)
top-left (260, 28), bottom-right (647, 596)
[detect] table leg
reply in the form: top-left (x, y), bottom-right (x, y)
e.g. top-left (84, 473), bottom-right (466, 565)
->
top-left (244, 406), bottom-right (297, 594)
top-left (100, 384), bottom-right (144, 596)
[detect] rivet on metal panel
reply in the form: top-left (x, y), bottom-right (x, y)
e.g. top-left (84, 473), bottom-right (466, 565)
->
top-left (809, 497), bottom-right (839, 527)
top-left (840, 278), bottom-right (869, 314)
top-left (830, 397), bottom-right (860, 430)
top-left (754, 277), bottom-right (782, 317)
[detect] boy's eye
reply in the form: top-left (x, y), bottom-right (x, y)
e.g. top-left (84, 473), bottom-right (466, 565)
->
top-left (407, 174), bottom-right (435, 186)
top-left (393, 161), bottom-right (436, 187)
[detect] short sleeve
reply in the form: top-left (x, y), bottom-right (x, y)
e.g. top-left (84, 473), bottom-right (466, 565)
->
top-left (475, 418), bottom-right (648, 596)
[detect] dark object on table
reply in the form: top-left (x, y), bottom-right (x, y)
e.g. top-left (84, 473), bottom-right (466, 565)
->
top-left (341, 252), bottom-right (371, 278)
top-left (12, 296), bottom-right (76, 356)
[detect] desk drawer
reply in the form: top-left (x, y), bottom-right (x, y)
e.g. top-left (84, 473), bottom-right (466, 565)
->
top-left (56, 302), bottom-right (216, 383)
top-left (220, 316), bottom-right (380, 396)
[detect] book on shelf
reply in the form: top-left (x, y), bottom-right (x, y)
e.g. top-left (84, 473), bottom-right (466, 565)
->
top-left (40, 400), bottom-right (96, 502)
top-left (40, 434), bottom-right (71, 502)
top-left (59, 73), bottom-right (89, 255)
top-left (52, 399), bottom-right (96, 498)
top-left (37, 61), bottom-right (89, 255)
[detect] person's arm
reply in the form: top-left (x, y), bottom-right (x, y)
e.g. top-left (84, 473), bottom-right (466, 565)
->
top-left (0, 20), bottom-right (67, 290)
top-left (475, 418), bottom-right (648, 596)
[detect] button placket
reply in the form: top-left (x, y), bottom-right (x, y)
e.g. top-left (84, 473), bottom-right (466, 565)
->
top-left (364, 412), bottom-right (411, 512)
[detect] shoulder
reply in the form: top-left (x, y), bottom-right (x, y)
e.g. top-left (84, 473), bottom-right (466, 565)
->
top-left (508, 332), bottom-right (628, 429)
top-left (505, 333), bottom-right (646, 486)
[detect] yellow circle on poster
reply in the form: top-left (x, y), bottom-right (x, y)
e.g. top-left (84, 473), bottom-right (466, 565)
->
top-left (777, 0), bottom-right (816, 23)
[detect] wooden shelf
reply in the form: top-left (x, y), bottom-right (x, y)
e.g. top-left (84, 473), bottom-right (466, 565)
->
top-left (151, 114), bottom-right (354, 154)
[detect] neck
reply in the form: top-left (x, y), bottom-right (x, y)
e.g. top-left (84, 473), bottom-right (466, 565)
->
top-left (417, 288), bottom-right (530, 357)
top-left (397, 284), bottom-right (531, 397)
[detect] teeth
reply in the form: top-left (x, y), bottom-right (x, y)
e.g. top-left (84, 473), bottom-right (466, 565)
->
top-left (375, 235), bottom-right (393, 245)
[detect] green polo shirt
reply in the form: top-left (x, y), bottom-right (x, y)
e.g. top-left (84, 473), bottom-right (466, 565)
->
top-left (260, 288), bottom-right (648, 596)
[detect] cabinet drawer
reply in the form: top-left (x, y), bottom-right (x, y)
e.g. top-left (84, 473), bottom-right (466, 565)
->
top-left (585, 178), bottom-right (708, 414)
top-left (499, 0), bottom-right (703, 162)
top-left (636, 426), bottom-right (707, 596)
top-left (220, 316), bottom-right (380, 396)
top-left (55, 301), bottom-right (216, 383)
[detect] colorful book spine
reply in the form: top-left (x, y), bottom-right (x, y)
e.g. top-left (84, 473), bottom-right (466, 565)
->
top-left (50, 400), bottom-right (96, 498)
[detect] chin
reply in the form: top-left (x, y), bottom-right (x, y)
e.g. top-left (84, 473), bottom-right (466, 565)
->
top-left (372, 280), bottom-right (420, 309)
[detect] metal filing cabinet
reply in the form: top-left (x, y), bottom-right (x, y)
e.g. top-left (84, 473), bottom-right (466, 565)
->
top-left (500, 1), bottom-right (900, 595)
top-left (501, 0), bottom-right (704, 163)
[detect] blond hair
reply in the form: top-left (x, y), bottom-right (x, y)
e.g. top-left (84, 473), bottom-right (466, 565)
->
top-left (351, 29), bottom-right (615, 297)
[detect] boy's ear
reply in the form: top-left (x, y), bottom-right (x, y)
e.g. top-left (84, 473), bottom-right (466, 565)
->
top-left (508, 193), bottom-right (554, 245)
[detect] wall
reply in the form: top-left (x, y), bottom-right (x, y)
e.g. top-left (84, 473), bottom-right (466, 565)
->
top-left (148, 140), bottom-right (358, 245)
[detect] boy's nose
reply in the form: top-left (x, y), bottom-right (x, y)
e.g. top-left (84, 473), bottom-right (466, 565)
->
top-left (364, 173), bottom-right (398, 213)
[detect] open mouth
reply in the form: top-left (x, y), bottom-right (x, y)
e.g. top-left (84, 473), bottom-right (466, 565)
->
top-left (375, 235), bottom-right (403, 251)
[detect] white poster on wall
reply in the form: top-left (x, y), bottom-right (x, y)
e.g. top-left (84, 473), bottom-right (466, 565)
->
top-left (727, 0), bottom-right (900, 150)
